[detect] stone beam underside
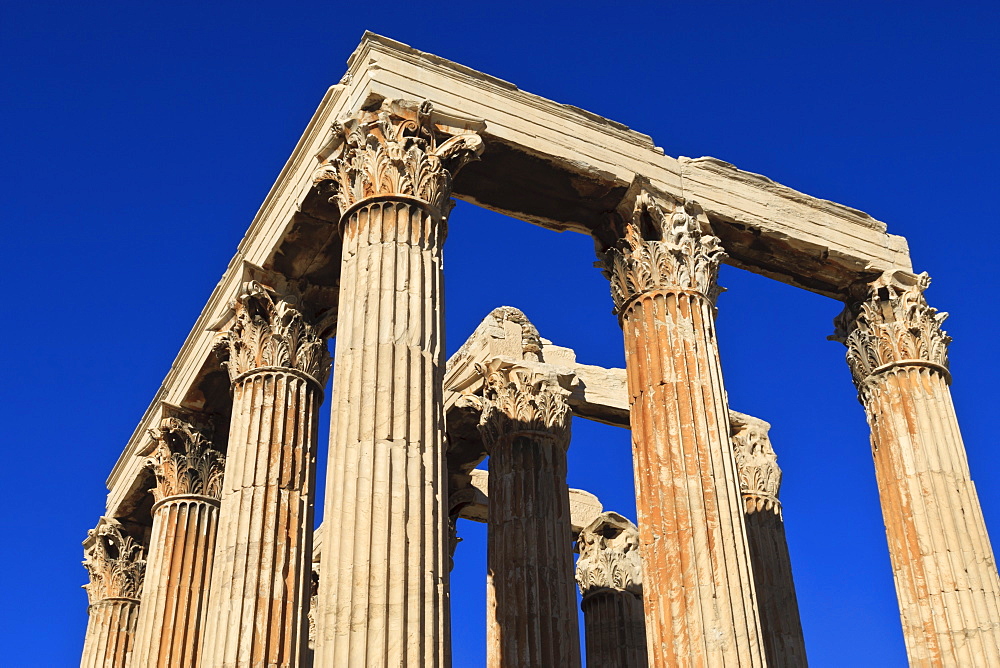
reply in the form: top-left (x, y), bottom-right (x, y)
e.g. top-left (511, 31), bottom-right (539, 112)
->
top-left (104, 31), bottom-right (911, 516)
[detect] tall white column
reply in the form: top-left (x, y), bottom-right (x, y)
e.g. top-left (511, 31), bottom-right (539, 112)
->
top-left (834, 270), bottom-right (1000, 665)
top-left (201, 279), bottom-right (330, 668)
top-left (312, 99), bottom-right (482, 667)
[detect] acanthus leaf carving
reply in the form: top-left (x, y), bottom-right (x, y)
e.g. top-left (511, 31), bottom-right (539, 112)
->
top-left (831, 270), bottom-right (951, 396)
top-left (312, 99), bottom-right (484, 218)
top-left (219, 280), bottom-right (332, 384)
top-left (602, 190), bottom-right (726, 312)
top-left (82, 519), bottom-right (146, 604)
top-left (575, 512), bottom-right (642, 598)
top-left (146, 415), bottom-right (225, 503)
top-left (730, 417), bottom-right (782, 515)
top-left (473, 360), bottom-right (571, 451)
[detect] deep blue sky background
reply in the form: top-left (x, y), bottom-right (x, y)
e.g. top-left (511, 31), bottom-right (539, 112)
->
top-left (2, 3), bottom-right (998, 665)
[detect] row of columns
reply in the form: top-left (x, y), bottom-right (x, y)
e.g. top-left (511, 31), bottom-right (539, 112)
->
top-left (82, 98), bottom-right (1000, 667)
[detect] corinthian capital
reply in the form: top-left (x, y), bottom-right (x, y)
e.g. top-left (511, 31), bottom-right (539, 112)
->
top-left (146, 413), bottom-right (225, 503)
top-left (831, 270), bottom-right (951, 386)
top-left (312, 99), bottom-right (484, 218)
top-left (82, 519), bottom-right (146, 604)
top-left (220, 280), bottom-right (331, 384)
top-left (575, 512), bottom-right (642, 598)
top-left (603, 189), bottom-right (726, 312)
top-left (730, 415), bottom-right (781, 515)
top-left (472, 361), bottom-right (572, 451)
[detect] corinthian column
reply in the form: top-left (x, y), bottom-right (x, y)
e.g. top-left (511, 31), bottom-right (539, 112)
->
top-left (475, 362), bottom-right (581, 668)
top-left (81, 519), bottom-right (146, 668)
top-left (132, 412), bottom-right (224, 668)
top-left (833, 270), bottom-right (1000, 666)
top-left (201, 280), bottom-right (330, 668)
top-left (730, 414), bottom-right (807, 667)
top-left (602, 189), bottom-right (765, 666)
top-left (311, 99), bottom-right (483, 667)
top-left (575, 512), bottom-right (648, 668)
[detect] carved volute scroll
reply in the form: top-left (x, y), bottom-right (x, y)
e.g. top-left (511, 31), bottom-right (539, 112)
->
top-left (146, 415), bottom-right (225, 504)
top-left (602, 189), bottom-right (726, 313)
top-left (472, 360), bottom-right (572, 451)
top-left (312, 99), bottom-right (484, 219)
top-left (832, 270), bottom-right (951, 392)
top-left (731, 418), bottom-right (782, 515)
top-left (83, 519), bottom-right (146, 604)
top-left (219, 280), bottom-right (331, 385)
top-left (575, 512), bottom-right (643, 599)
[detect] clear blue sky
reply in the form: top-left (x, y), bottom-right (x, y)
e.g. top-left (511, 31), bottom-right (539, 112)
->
top-left (2, 2), bottom-right (998, 666)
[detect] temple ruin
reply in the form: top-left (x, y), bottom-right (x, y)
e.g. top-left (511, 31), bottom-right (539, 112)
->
top-left (80, 33), bottom-right (1000, 667)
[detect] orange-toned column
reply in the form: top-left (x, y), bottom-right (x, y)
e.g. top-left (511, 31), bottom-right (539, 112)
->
top-left (730, 413), bottom-right (807, 667)
top-left (603, 189), bottom-right (765, 666)
top-left (132, 413), bottom-right (224, 668)
top-left (201, 280), bottom-right (330, 668)
top-left (81, 519), bottom-right (146, 668)
top-left (575, 512), bottom-right (648, 668)
top-left (834, 270), bottom-right (1000, 666)
top-left (476, 363), bottom-right (581, 668)
top-left (311, 100), bottom-right (482, 667)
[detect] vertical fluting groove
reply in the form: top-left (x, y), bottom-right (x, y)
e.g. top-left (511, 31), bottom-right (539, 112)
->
top-left (581, 591), bottom-right (648, 668)
top-left (133, 497), bottom-right (219, 668)
top-left (81, 599), bottom-right (140, 668)
top-left (623, 290), bottom-right (763, 667)
top-left (202, 371), bottom-right (319, 668)
top-left (865, 365), bottom-right (1000, 666)
top-left (316, 200), bottom-right (448, 667)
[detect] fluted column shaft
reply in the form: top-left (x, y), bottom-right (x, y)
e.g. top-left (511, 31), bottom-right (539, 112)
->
top-left (605, 191), bottom-right (764, 666)
top-left (836, 272), bottom-right (1000, 666)
top-left (576, 512), bottom-right (647, 668)
top-left (203, 368), bottom-right (322, 667)
top-left (477, 363), bottom-right (581, 668)
top-left (82, 599), bottom-right (141, 668)
top-left (81, 519), bottom-right (146, 668)
top-left (731, 416), bottom-right (807, 667)
top-left (133, 496), bottom-right (219, 667)
top-left (312, 101), bottom-right (482, 668)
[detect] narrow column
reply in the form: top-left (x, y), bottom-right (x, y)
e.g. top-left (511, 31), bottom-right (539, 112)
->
top-left (311, 100), bottom-right (483, 667)
top-left (132, 412), bottom-right (225, 668)
top-left (81, 519), bottom-right (146, 668)
top-left (602, 188), bottom-right (765, 666)
top-left (576, 512), bottom-right (648, 668)
top-left (201, 279), bottom-right (330, 668)
top-left (833, 270), bottom-right (1000, 665)
top-left (730, 413), bottom-right (807, 667)
top-left (475, 361), bottom-right (581, 668)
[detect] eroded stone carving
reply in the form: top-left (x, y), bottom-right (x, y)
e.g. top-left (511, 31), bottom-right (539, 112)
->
top-left (603, 189), bottom-right (726, 311)
top-left (473, 360), bottom-right (572, 451)
top-left (219, 280), bottom-right (331, 384)
top-left (83, 519), bottom-right (146, 603)
top-left (312, 99), bottom-right (484, 217)
top-left (575, 512), bottom-right (642, 598)
top-left (832, 270), bottom-right (950, 390)
top-left (731, 417), bottom-right (782, 515)
top-left (146, 415), bottom-right (224, 503)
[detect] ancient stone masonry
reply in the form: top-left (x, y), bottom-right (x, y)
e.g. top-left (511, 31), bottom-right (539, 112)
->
top-left (834, 271), bottom-right (1000, 666)
top-left (312, 99), bottom-right (482, 668)
top-left (84, 33), bottom-right (1000, 668)
top-left (731, 413), bottom-right (807, 668)
top-left (201, 278), bottom-right (330, 668)
top-left (471, 361), bottom-right (581, 668)
top-left (82, 518), bottom-right (146, 668)
top-left (575, 512), bottom-right (648, 668)
top-left (602, 188), bottom-right (766, 666)
top-left (132, 411), bottom-right (224, 668)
